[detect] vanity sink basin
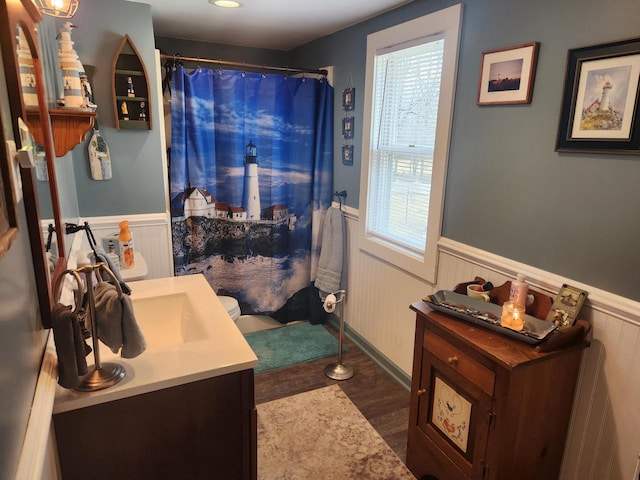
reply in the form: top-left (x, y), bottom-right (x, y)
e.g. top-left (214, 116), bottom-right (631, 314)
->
top-left (53, 274), bottom-right (258, 413)
top-left (131, 292), bottom-right (208, 351)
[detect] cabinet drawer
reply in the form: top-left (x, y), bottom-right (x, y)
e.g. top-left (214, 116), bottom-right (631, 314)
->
top-left (424, 331), bottom-right (495, 396)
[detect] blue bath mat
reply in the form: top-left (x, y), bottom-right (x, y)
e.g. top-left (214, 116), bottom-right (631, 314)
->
top-left (243, 322), bottom-right (346, 373)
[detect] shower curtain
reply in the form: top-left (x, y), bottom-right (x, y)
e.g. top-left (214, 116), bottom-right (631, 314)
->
top-left (170, 65), bottom-right (334, 322)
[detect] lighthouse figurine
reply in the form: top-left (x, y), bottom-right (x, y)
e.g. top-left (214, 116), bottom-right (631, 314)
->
top-left (57, 22), bottom-right (84, 108)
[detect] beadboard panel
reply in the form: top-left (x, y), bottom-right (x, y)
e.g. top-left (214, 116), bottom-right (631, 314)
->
top-left (77, 213), bottom-right (173, 280)
top-left (343, 211), bottom-right (640, 480)
top-left (341, 210), bottom-right (431, 375)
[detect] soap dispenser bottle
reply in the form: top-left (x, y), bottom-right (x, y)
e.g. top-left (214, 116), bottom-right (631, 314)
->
top-left (118, 220), bottom-right (135, 269)
top-left (509, 273), bottom-right (528, 310)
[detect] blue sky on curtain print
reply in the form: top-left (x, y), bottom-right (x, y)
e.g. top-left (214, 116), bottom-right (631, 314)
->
top-left (170, 68), bottom-right (333, 227)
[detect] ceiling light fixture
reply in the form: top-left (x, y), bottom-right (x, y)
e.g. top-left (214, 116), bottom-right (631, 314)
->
top-left (211, 0), bottom-right (241, 8)
top-left (34, 0), bottom-right (79, 18)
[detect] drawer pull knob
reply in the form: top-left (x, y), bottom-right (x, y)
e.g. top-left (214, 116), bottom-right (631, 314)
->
top-left (417, 388), bottom-right (427, 397)
top-left (448, 356), bottom-right (459, 365)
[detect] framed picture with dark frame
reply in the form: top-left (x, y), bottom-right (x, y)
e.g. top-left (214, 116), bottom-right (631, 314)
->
top-left (341, 144), bottom-right (353, 165)
top-left (342, 88), bottom-right (354, 110)
top-left (342, 116), bottom-right (354, 139)
top-left (477, 42), bottom-right (539, 105)
top-left (556, 37), bottom-right (640, 154)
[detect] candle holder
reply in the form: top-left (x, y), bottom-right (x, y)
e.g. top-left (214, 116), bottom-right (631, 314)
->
top-left (501, 301), bottom-right (525, 331)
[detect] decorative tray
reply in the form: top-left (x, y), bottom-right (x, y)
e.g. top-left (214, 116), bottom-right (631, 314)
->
top-left (422, 290), bottom-right (557, 345)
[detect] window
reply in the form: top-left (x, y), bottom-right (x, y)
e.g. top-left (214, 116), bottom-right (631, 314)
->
top-left (359, 4), bottom-right (463, 283)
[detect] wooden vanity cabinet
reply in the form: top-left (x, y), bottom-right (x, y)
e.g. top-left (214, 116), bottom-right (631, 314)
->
top-left (407, 301), bottom-right (588, 480)
top-left (54, 369), bottom-right (256, 480)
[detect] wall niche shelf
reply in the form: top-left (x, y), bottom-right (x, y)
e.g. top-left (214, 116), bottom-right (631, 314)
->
top-left (111, 35), bottom-right (152, 130)
top-left (26, 109), bottom-right (96, 157)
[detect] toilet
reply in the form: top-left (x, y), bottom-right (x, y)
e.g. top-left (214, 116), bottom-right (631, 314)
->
top-left (219, 295), bottom-right (241, 323)
top-left (219, 295), bottom-right (284, 333)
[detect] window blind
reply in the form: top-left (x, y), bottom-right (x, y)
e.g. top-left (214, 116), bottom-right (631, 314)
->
top-left (367, 38), bottom-right (444, 253)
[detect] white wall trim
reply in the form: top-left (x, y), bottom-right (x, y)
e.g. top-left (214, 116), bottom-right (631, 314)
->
top-left (438, 236), bottom-right (640, 327)
top-left (14, 335), bottom-right (59, 480)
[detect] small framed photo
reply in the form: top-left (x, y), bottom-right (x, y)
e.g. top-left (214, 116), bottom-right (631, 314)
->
top-left (545, 284), bottom-right (588, 328)
top-left (556, 37), bottom-right (640, 154)
top-left (342, 88), bottom-right (355, 110)
top-left (342, 116), bottom-right (354, 139)
top-left (341, 144), bottom-right (353, 165)
top-left (477, 42), bottom-right (539, 105)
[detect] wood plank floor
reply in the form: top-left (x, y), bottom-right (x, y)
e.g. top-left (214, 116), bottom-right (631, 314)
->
top-left (253, 322), bottom-right (411, 462)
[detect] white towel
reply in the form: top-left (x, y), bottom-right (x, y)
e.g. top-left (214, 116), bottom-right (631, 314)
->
top-left (314, 206), bottom-right (345, 298)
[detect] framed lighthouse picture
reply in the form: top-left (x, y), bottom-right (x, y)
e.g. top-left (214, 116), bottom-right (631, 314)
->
top-left (556, 37), bottom-right (640, 154)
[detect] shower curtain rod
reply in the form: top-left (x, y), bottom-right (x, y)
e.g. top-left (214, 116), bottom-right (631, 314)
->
top-left (160, 53), bottom-right (328, 76)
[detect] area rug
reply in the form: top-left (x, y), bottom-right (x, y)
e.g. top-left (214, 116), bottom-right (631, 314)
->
top-left (244, 322), bottom-right (345, 374)
top-left (257, 385), bottom-right (416, 480)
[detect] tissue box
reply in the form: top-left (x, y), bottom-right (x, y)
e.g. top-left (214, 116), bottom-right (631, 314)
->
top-left (102, 233), bottom-right (123, 267)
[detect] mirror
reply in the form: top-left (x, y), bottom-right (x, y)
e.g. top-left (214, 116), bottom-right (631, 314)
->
top-left (1, 0), bottom-right (68, 328)
top-left (32, 15), bottom-right (81, 258)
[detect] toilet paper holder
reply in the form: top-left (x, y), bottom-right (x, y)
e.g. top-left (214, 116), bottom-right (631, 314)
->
top-left (323, 290), bottom-right (354, 381)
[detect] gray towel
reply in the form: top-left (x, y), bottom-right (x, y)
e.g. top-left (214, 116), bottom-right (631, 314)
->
top-left (92, 282), bottom-right (146, 358)
top-left (90, 246), bottom-right (132, 295)
top-left (51, 303), bottom-right (89, 388)
top-left (314, 206), bottom-right (345, 298)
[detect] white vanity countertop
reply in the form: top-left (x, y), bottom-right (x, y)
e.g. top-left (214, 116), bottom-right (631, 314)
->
top-left (53, 274), bottom-right (258, 414)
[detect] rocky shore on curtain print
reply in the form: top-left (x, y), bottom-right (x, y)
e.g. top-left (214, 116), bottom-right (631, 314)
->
top-left (171, 215), bottom-right (292, 268)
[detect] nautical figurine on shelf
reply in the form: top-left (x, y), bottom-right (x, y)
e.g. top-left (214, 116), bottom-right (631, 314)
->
top-left (139, 102), bottom-right (146, 121)
top-left (79, 70), bottom-right (97, 111)
top-left (16, 26), bottom-right (38, 107)
top-left (127, 76), bottom-right (135, 97)
top-left (57, 22), bottom-right (84, 108)
top-left (121, 101), bottom-right (129, 120)
top-left (88, 119), bottom-right (112, 181)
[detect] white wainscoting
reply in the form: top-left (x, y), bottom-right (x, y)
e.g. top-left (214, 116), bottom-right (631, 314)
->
top-left (342, 207), bottom-right (640, 480)
top-left (77, 212), bottom-right (173, 280)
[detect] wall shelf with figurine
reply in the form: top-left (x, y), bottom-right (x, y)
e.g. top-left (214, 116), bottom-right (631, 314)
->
top-left (111, 35), bottom-right (152, 130)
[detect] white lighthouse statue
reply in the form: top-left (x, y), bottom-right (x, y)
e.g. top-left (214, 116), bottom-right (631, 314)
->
top-left (242, 141), bottom-right (261, 221)
top-left (600, 81), bottom-right (612, 111)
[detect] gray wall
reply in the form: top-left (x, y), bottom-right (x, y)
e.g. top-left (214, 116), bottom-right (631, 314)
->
top-left (290, 0), bottom-right (640, 301)
top-left (0, 51), bottom-right (48, 480)
top-left (155, 36), bottom-right (291, 69)
top-left (59, 0), bottom-right (167, 217)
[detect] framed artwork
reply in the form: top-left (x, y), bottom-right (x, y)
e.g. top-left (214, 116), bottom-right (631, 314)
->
top-left (477, 42), bottom-right (539, 105)
top-left (431, 376), bottom-right (471, 453)
top-left (342, 88), bottom-right (354, 110)
top-left (545, 284), bottom-right (588, 328)
top-left (341, 144), bottom-right (353, 165)
top-left (0, 126), bottom-right (19, 259)
top-left (342, 116), bottom-right (354, 139)
top-left (556, 37), bottom-right (640, 154)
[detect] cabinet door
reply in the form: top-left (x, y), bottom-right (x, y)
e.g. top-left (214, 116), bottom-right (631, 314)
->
top-left (417, 347), bottom-right (494, 479)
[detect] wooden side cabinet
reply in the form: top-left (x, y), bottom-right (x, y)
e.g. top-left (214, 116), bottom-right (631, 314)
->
top-left (407, 301), bottom-right (589, 480)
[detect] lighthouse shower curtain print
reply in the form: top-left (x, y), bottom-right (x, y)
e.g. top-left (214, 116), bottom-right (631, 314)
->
top-left (170, 66), bottom-right (334, 319)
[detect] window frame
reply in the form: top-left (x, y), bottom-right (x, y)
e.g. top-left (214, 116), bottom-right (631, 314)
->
top-left (358, 3), bottom-right (463, 283)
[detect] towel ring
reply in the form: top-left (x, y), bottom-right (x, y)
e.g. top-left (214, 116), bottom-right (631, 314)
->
top-left (53, 268), bottom-right (85, 315)
top-left (75, 263), bottom-right (124, 299)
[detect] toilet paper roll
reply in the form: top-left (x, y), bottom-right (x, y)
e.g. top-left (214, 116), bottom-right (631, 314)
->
top-left (323, 293), bottom-right (337, 313)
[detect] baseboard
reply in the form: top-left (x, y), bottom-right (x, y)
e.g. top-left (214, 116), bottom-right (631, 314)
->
top-left (326, 316), bottom-right (411, 391)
